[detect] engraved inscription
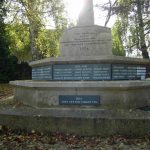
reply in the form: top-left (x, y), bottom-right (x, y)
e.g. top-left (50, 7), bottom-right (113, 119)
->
top-left (53, 64), bottom-right (111, 81)
top-left (112, 65), bottom-right (146, 80)
top-left (62, 32), bottom-right (111, 49)
top-left (32, 66), bottom-right (52, 80)
top-left (59, 95), bottom-right (100, 105)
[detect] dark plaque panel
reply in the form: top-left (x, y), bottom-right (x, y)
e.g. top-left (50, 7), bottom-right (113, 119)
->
top-left (112, 65), bottom-right (146, 80)
top-left (32, 65), bottom-right (52, 80)
top-left (31, 64), bottom-right (146, 81)
top-left (53, 64), bottom-right (111, 81)
top-left (59, 95), bottom-right (100, 105)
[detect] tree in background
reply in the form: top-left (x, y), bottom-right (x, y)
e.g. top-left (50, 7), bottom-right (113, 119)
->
top-left (114, 0), bottom-right (149, 58)
top-left (6, 23), bottom-right (31, 62)
top-left (36, 29), bottom-right (60, 58)
top-left (5, 0), bottom-right (67, 61)
top-left (0, 0), bottom-right (13, 82)
top-left (112, 20), bottom-right (125, 56)
top-left (97, 0), bottom-right (150, 58)
top-left (0, 0), bottom-right (31, 83)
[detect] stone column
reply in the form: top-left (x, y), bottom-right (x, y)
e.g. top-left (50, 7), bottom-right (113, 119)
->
top-left (77, 0), bottom-right (94, 26)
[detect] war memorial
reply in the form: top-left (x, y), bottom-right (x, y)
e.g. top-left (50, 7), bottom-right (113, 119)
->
top-left (5, 0), bottom-right (150, 136)
top-left (10, 0), bottom-right (150, 108)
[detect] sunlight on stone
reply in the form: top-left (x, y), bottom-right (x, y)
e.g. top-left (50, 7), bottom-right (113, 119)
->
top-left (64, 0), bottom-right (116, 27)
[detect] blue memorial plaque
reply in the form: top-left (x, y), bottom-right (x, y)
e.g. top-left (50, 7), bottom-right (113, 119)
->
top-left (59, 95), bottom-right (100, 105)
top-left (53, 64), bottom-right (111, 81)
top-left (112, 65), bottom-right (146, 80)
top-left (32, 65), bottom-right (52, 80)
top-left (31, 63), bottom-right (146, 81)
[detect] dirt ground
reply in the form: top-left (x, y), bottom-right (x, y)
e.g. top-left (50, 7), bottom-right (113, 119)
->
top-left (0, 127), bottom-right (150, 150)
top-left (0, 84), bottom-right (13, 100)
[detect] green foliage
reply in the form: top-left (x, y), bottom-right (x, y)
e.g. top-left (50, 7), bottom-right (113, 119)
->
top-left (5, 23), bottom-right (62, 61)
top-left (0, 0), bottom-right (10, 82)
top-left (35, 29), bottom-right (60, 58)
top-left (5, 0), bottom-right (67, 61)
top-left (0, 1), bottom-right (31, 83)
top-left (112, 20), bottom-right (125, 56)
top-left (0, 0), bottom-right (17, 82)
top-left (113, 0), bottom-right (150, 58)
top-left (6, 24), bottom-right (31, 62)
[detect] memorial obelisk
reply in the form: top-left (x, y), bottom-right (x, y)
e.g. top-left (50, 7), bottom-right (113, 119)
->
top-left (10, 0), bottom-right (149, 110)
top-left (59, 0), bottom-right (112, 57)
top-left (77, 0), bottom-right (94, 26)
top-left (6, 0), bottom-right (150, 136)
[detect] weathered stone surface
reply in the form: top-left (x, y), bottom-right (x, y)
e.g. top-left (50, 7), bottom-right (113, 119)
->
top-left (29, 56), bottom-right (150, 67)
top-left (10, 80), bottom-right (150, 108)
top-left (59, 25), bottom-right (112, 57)
top-left (0, 106), bottom-right (150, 136)
top-left (77, 0), bottom-right (94, 26)
top-left (59, 0), bottom-right (112, 57)
top-left (9, 0), bottom-right (150, 111)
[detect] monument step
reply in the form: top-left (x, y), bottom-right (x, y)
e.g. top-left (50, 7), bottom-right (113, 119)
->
top-left (0, 105), bottom-right (150, 136)
top-left (10, 80), bottom-right (150, 109)
top-left (29, 56), bottom-right (150, 67)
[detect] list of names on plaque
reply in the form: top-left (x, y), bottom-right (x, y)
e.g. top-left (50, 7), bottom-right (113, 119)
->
top-left (112, 65), bottom-right (146, 80)
top-left (32, 65), bottom-right (52, 80)
top-left (53, 64), bottom-right (111, 81)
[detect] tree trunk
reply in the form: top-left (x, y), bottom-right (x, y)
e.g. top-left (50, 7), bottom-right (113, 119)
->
top-left (26, 0), bottom-right (42, 61)
top-left (137, 0), bottom-right (149, 58)
top-left (29, 22), bottom-right (40, 61)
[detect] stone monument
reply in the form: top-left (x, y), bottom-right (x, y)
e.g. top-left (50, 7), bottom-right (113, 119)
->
top-left (60, 0), bottom-right (112, 57)
top-left (10, 0), bottom-right (150, 109)
top-left (77, 0), bottom-right (94, 26)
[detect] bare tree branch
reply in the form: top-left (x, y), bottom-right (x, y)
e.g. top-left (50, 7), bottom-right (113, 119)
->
top-left (105, 0), bottom-right (117, 26)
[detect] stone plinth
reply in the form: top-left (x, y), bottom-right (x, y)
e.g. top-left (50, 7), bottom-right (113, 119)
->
top-left (8, 0), bottom-right (150, 136)
top-left (10, 80), bottom-right (150, 109)
top-left (29, 56), bottom-right (149, 67)
top-left (10, 0), bottom-right (150, 109)
top-left (9, 56), bottom-right (149, 109)
top-left (60, 26), bottom-right (112, 57)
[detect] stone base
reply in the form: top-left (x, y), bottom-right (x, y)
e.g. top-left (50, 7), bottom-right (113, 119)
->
top-left (0, 106), bottom-right (150, 136)
top-left (10, 80), bottom-right (150, 109)
top-left (29, 55), bottom-right (150, 67)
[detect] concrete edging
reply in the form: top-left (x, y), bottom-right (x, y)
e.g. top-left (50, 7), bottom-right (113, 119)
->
top-left (0, 107), bottom-right (150, 137)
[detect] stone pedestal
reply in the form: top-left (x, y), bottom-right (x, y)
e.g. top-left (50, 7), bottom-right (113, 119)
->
top-left (8, 0), bottom-right (150, 136)
top-left (10, 56), bottom-right (150, 109)
top-left (10, 80), bottom-right (150, 109)
top-left (10, 0), bottom-right (150, 109)
top-left (60, 26), bottom-right (112, 57)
